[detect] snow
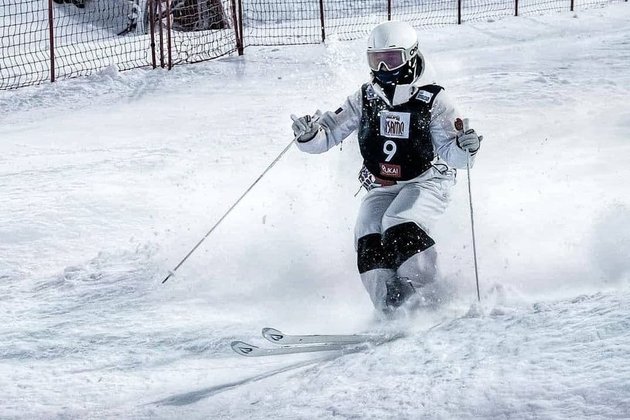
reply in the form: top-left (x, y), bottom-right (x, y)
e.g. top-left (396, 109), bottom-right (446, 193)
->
top-left (1, 4), bottom-right (630, 418)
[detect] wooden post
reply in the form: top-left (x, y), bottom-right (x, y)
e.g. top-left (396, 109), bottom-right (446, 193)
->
top-left (319, 0), bottom-right (325, 42)
top-left (48, 0), bottom-right (55, 82)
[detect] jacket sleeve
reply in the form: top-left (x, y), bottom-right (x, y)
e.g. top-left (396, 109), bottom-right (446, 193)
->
top-left (429, 90), bottom-right (476, 169)
top-left (295, 89), bottom-right (362, 154)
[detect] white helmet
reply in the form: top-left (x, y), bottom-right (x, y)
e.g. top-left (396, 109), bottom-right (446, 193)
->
top-left (367, 21), bottom-right (423, 88)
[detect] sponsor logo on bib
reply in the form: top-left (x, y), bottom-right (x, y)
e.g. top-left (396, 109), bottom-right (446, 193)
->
top-left (380, 111), bottom-right (410, 139)
top-left (379, 163), bottom-right (402, 178)
top-left (415, 90), bottom-right (434, 103)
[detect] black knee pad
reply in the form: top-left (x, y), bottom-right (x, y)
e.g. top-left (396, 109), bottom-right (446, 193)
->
top-left (383, 222), bottom-right (435, 269)
top-left (357, 233), bottom-right (392, 274)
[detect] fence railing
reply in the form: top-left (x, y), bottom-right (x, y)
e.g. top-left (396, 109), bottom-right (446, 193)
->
top-left (0, 0), bottom-right (626, 90)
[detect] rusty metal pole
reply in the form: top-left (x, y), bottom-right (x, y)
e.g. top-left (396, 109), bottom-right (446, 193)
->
top-left (48, 0), bottom-right (55, 82)
top-left (238, 0), bottom-right (244, 54)
top-left (231, 0), bottom-right (244, 55)
top-left (149, 0), bottom-right (157, 68)
top-left (319, 0), bottom-right (325, 42)
top-left (157, 0), bottom-right (165, 68)
top-left (165, 0), bottom-right (173, 69)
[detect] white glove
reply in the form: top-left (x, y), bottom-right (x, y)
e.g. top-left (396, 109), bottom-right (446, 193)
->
top-left (457, 129), bottom-right (483, 155)
top-left (291, 111), bottom-right (322, 143)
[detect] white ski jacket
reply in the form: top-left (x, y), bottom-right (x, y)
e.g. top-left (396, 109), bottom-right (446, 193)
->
top-left (296, 74), bottom-right (475, 171)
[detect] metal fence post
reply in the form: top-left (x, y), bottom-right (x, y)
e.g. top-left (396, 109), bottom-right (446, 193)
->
top-left (515, 0), bottom-right (519, 16)
top-left (319, 0), bottom-right (326, 42)
top-left (166, 0), bottom-right (173, 69)
top-left (238, 0), bottom-right (244, 54)
top-left (149, 0), bottom-right (157, 68)
top-left (157, 0), bottom-right (165, 68)
top-left (232, 0), bottom-right (244, 55)
top-left (458, 0), bottom-right (462, 24)
top-left (388, 0), bottom-right (392, 20)
top-left (48, 0), bottom-right (55, 82)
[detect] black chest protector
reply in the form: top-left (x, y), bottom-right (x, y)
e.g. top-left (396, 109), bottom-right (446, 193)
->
top-left (358, 83), bottom-right (443, 181)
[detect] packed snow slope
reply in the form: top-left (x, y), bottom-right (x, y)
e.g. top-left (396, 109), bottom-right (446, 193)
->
top-left (1, 4), bottom-right (630, 419)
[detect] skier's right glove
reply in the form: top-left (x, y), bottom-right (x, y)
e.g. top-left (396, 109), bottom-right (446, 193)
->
top-left (291, 111), bottom-right (322, 143)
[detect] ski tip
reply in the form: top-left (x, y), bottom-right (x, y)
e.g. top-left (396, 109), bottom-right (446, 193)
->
top-left (231, 340), bottom-right (259, 357)
top-left (261, 327), bottom-right (284, 343)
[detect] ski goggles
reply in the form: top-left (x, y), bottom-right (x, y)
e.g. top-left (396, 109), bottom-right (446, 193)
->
top-left (367, 45), bottom-right (417, 72)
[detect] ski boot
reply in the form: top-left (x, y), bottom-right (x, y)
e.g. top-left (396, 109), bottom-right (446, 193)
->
top-left (384, 277), bottom-right (416, 312)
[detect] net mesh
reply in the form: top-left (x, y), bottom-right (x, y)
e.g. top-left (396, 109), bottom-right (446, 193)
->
top-left (463, 0), bottom-right (513, 22)
top-left (1, 1), bottom-right (52, 89)
top-left (241, 0), bottom-right (321, 45)
top-left (0, 0), bottom-right (626, 90)
top-left (394, 0), bottom-right (459, 27)
top-left (53, 0), bottom-right (152, 81)
top-left (167, 0), bottom-right (237, 64)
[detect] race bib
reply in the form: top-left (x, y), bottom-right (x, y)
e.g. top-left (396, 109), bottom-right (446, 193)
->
top-left (380, 111), bottom-right (410, 139)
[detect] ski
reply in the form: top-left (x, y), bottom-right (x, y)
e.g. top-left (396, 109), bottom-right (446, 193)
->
top-left (231, 340), bottom-right (362, 357)
top-left (261, 327), bottom-right (394, 346)
top-left (231, 328), bottom-right (404, 357)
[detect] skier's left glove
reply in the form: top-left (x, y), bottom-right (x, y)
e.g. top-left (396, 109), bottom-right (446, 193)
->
top-left (457, 129), bottom-right (483, 155)
top-left (291, 111), bottom-right (322, 143)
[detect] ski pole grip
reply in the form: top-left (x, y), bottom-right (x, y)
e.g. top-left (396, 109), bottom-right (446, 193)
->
top-left (463, 118), bottom-right (470, 132)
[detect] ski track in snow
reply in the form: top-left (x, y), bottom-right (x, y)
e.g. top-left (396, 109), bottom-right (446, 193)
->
top-left (1, 4), bottom-right (630, 419)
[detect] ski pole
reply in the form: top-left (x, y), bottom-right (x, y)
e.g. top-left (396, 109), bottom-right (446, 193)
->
top-left (463, 118), bottom-right (481, 302)
top-left (161, 136), bottom-right (297, 284)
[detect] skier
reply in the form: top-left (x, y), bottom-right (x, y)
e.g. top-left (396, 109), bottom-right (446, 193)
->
top-left (291, 21), bottom-right (482, 313)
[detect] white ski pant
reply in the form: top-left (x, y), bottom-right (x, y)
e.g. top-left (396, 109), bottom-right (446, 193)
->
top-left (354, 166), bottom-right (455, 309)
